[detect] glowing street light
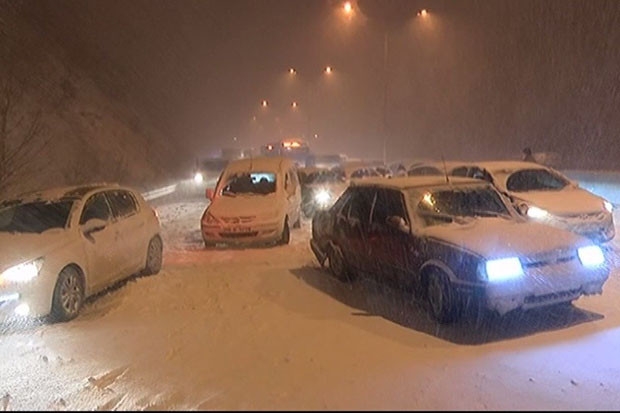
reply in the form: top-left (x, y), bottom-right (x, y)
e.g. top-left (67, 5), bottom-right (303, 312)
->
top-left (261, 99), bottom-right (268, 107)
top-left (343, 1), bottom-right (353, 14)
top-left (324, 66), bottom-right (333, 74)
top-left (291, 101), bottom-right (298, 108)
top-left (289, 67), bottom-right (296, 75)
top-left (418, 9), bottom-right (428, 17)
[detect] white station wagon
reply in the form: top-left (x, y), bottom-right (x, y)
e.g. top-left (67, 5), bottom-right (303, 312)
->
top-left (0, 183), bottom-right (162, 323)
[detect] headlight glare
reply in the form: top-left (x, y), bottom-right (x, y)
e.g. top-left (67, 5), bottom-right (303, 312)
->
top-left (194, 172), bottom-right (204, 184)
top-left (603, 200), bottom-right (613, 213)
top-left (485, 257), bottom-right (524, 282)
top-left (314, 189), bottom-right (331, 206)
top-left (526, 206), bottom-right (548, 219)
top-left (1, 258), bottom-right (44, 284)
top-left (578, 245), bottom-right (604, 267)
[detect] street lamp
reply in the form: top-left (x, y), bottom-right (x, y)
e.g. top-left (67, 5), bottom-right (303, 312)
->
top-left (324, 66), bottom-right (333, 74)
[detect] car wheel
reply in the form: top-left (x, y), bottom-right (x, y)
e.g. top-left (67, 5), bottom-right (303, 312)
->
top-left (50, 266), bottom-right (85, 323)
top-left (328, 244), bottom-right (355, 282)
top-left (278, 218), bottom-right (290, 245)
top-left (427, 270), bottom-right (458, 324)
top-left (143, 236), bottom-right (163, 275)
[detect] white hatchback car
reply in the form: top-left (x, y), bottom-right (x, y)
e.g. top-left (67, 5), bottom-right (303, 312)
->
top-left (201, 156), bottom-right (302, 247)
top-left (0, 183), bottom-right (162, 323)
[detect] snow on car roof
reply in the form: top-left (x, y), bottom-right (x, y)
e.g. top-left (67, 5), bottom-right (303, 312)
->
top-left (5, 183), bottom-right (121, 204)
top-left (222, 156), bottom-right (294, 174)
top-left (352, 176), bottom-right (485, 190)
top-left (473, 160), bottom-right (549, 173)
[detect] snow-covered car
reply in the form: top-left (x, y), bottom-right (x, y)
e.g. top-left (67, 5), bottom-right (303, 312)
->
top-left (406, 160), bottom-right (615, 244)
top-left (310, 176), bottom-right (610, 323)
top-left (0, 183), bottom-right (163, 324)
top-left (201, 156), bottom-right (302, 247)
top-left (452, 161), bottom-right (615, 244)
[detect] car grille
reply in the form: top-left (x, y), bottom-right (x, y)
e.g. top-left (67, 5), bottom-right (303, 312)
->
top-left (524, 288), bottom-right (581, 305)
top-left (522, 248), bottom-right (577, 268)
top-left (219, 231), bottom-right (259, 238)
top-left (220, 216), bottom-right (256, 224)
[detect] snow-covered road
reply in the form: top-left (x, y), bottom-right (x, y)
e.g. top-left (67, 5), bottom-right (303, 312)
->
top-left (1, 197), bottom-right (620, 410)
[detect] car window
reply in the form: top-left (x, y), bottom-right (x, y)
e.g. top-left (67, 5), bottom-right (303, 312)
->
top-left (408, 166), bottom-right (442, 176)
top-left (0, 200), bottom-right (74, 233)
top-left (106, 190), bottom-right (139, 218)
top-left (80, 193), bottom-right (112, 224)
top-left (506, 169), bottom-right (570, 192)
top-left (348, 187), bottom-right (376, 228)
top-left (221, 172), bottom-right (277, 195)
top-left (451, 166), bottom-right (468, 177)
top-left (371, 188), bottom-right (408, 229)
top-left (410, 186), bottom-right (510, 226)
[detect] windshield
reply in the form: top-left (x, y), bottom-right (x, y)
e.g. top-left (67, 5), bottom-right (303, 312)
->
top-left (505, 168), bottom-right (570, 192)
top-left (409, 186), bottom-right (510, 226)
top-left (221, 172), bottom-right (277, 196)
top-left (0, 200), bottom-right (74, 233)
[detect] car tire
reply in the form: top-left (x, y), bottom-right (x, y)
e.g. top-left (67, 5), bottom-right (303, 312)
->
top-left (50, 266), bottom-right (85, 323)
top-left (278, 218), bottom-right (290, 245)
top-left (427, 270), bottom-right (458, 324)
top-left (143, 236), bottom-right (163, 275)
top-left (328, 244), bottom-right (355, 283)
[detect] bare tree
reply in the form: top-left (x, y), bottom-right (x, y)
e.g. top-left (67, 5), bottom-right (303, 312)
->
top-left (0, 74), bottom-right (49, 197)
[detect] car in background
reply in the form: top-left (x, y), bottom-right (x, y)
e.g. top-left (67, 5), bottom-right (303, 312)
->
top-left (310, 176), bottom-right (610, 323)
top-left (456, 161), bottom-right (615, 243)
top-left (406, 160), bottom-right (615, 244)
top-left (299, 167), bottom-right (348, 218)
top-left (201, 156), bottom-right (302, 247)
top-left (0, 183), bottom-right (163, 324)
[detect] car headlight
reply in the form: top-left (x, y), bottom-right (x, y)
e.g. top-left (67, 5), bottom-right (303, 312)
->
top-left (194, 172), bottom-right (204, 184)
top-left (0, 258), bottom-right (44, 284)
top-left (603, 200), bottom-right (613, 213)
top-left (202, 211), bottom-right (219, 224)
top-left (577, 245), bottom-right (605, 267)
top-left (314, 189), bottom-right (331, 206)
top-left (485, 257), bottom-right (524, 282)
top-left (526, 206), bottom-right (549, 219)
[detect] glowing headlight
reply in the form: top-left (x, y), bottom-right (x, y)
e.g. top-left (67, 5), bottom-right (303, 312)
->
top-left (314, 189), bottom-right (331, 206)
top-left (194, 172), bottom-right (204, 184)
top-left (578, 245), bottom-right (605, 267)
top-left (526, 206), bottom-right (548, 219)
top-left (1, 258), bottom-right (44, 284)
top-left (485, 257), bottom-right (524, 282)
top-left (604, 200), bottom-right (613, 213)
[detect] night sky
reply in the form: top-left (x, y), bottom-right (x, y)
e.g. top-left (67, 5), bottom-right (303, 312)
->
top-left (15, 0), bottom-right (620, 168)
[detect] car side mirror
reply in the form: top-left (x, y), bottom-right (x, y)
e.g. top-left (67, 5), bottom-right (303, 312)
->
top-left (516, 202), bottom-right (528, 216)
top-left (206, 188), bottom-right (215, 201)
top-left (82, 218), bottom-right (107, 237)
top-left (386, 215), bottom-right (410, 233)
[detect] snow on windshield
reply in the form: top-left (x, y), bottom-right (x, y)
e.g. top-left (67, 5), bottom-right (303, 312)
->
top-left (506, 169), bottom-right (570, 192)
top-left (0, 200), bottom-right (74, 233)
top-left (221, 172), bottom-right (276, 196)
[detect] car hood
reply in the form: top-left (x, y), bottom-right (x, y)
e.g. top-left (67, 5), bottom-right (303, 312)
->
top-left (421, 217), bottom-right (590, 259)
top-left (511, 187), bottom-right (606, 215)
top-left (0, 230), bottom-right (71, 272)
top-left (208, 193), bottom-right (284, 218)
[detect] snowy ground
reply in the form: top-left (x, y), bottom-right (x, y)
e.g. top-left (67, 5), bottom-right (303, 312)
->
top-left (2, 196), bottom-right (620, 410)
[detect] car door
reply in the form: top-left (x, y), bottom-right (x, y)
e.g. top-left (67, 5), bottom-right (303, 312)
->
top-left (105, 189), bottom-right (145, 277)
top-left (78, 191), bottom-right (122, 291)
top-left (367, 188), bottom-right (411, 286)
top-left (341, 187), bottom-right (375, 275)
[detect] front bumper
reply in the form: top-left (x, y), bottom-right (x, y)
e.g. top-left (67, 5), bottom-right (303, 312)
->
top-left (481, 258), bottom-right (610, 315)
top-left (202, 220), bottom-right (283, 245)
top-left (0, 278), bottom-right (53, 323)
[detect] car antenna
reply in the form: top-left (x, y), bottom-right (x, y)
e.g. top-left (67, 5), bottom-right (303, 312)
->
top-left (441, 155), bottom-right (450, 184)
